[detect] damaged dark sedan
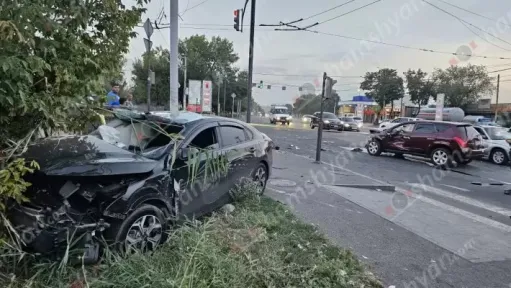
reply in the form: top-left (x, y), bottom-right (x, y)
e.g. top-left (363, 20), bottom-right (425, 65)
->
top-left (8, 110), bottom-right (276, 263)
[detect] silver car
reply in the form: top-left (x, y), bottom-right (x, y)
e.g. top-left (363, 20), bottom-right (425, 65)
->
top-left (473, 125), bottom-right (511, 165)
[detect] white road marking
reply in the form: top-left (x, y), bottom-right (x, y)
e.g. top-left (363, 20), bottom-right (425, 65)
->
top-left (439, 184), bottom-right (470, 192)
top-left (409, 183), bottom-right (511, 218)
top-left (395, 187), bottom-right (511, 233)
top-left (489, 178), bottom-right (511, 185)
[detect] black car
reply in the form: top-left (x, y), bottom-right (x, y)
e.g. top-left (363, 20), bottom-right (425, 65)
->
top-left (8, 110), bottom-right (276, 263)
top-left (339, 117), bottom-right (361, 131)
top-left (310, 112), bottom-right (343, 131)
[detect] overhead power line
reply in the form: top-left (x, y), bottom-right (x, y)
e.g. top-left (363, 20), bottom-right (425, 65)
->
top-left (301, 0), bottom-right (359, 21)
top-left (317, 0), bottom-right (382, 26)
top-left (422, 0), bottom-right (511, 49)
top-left (253, 72), bottom-right (363, 78)
top-left (435, 0), bottom-right (511, 28)
top-left (307, 30), bottom-right (511, 60)
top-left (181, 0), bottom-right (212, 16)
top-left (489, 67), bottom-right (511, 73)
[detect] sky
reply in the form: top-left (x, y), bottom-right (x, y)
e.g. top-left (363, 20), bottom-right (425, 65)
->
top-left (125, 0), bottom-right (511, 106)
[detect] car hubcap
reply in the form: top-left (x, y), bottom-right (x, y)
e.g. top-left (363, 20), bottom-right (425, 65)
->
top-left (433, 150), bottom-right (448, 165)
top-left (493, 151), bottom-right (505, 164)
top-left (125, 215), bottom-right (162, 252)
top-left (368, 141), bottom-right (378, 154)
top-left (254, 166), bottom-right (267, 192)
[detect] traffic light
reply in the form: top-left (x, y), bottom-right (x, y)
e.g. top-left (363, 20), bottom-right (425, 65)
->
top-left (324, 77), bottom-right (337, 99)
top-left (234, 9), bottom-right (241, 31)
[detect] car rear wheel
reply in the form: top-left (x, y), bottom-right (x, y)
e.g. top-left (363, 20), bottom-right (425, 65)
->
top-left (490, 148), bottom-right (509, 165)
top-left (367, 139), bottom-right (382, 156)
top-left (252, 163), bottom-right (268, 194)
top-left (430, 147), bottom-right (453, 167)
top-left (113, 205), bottom-right (168, 253)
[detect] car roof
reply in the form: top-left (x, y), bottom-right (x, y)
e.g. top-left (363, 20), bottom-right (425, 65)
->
top-left (409, 120), bottom-right (469, 126)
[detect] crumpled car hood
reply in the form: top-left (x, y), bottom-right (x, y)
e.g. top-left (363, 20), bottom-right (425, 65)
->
top-left (23, 135), bottom-right (158, 176)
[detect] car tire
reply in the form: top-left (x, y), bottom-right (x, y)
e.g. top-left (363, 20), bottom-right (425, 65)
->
top-left (367, 139), bottom-right (382, 156)
top-left (252, 163), bottom-right (268, 194)
top-left (490, 148), bottom-right (509, 165)
top-left (286, 121), bottom-right (290, 125)
top-left (112, 204), bottom-right (168, 253)
top-left (310, 122), bottom-right (315, 129)
top-left (394, 153), bottom-right (405, 159)
top-left (430, 147), bottom-right (454, 168)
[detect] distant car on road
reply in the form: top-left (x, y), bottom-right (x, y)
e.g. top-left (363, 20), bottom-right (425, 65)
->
top-left (310, 112), bottom-right (343, 131)
top-left (269, 106), bottom-right (292, 125)
top-left (339, 117), bottom-right (362, 132)
top-left (301, 114), bottom-right (313, 123)
top-left (379, 117), bottom-right (421, 129)
top-left (366, 121), bottom-right (484, 167)
top-left (472, 125), bottom-right (511, 165)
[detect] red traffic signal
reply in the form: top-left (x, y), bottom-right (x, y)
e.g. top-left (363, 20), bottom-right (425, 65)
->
top-left (233, 9), bottom-right (241, 31)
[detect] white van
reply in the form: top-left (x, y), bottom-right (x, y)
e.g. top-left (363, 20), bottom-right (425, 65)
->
top-left (462, 115), bottom-right (497, 126)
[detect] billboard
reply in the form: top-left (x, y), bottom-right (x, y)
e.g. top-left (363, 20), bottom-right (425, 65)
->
top-left (188, 80), bottom-right (202, 106)
top-left (202, 80), bottom-right (212, 113)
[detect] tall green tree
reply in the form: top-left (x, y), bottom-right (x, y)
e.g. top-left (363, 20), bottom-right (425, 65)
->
top-left (360, 68), bottom-right (404, 120)
top-left (403, 69), bottom-right (436, 112)
top-left (432, 64), bottom-right (494, 108)
top-left (0, 0), bottom-right (147, 162)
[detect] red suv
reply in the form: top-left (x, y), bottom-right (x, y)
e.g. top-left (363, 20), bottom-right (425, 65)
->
top-left (366, 121), bottom-right (484, 167)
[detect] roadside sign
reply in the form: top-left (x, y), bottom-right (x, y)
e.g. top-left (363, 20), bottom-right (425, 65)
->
top-left (231, 93), bottom-right (236, 98)
top-left (436, 93), bottom-right (445, 121)
top-left (202, 80), bottom-right (212, 112)
top-left (143, 18), bottom-right (153, 38)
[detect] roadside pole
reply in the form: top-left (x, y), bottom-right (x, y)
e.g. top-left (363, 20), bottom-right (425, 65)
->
top-left (183, 56), bottom-right (188, 109)
top-left (495, 74), bottom-right (500, 120)
top-left (169, 0), bottom-right (179, 116)
top-left (231, 93), bottom-right (236, 118)
top-left (315, 73), bottom-right (327, 163)
top-left (246, 0), bottom-right (256, 123)
top-left (143, 18), bottom-right (153, 112)
top-left (223, 81), bottom-right (227, 115)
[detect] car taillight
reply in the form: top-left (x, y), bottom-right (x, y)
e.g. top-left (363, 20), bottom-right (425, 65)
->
top-left (453, 137), bottom-right (468, 148)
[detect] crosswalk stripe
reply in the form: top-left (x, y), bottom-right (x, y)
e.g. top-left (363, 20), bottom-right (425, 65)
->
top-left (408, 183), bottom-right (511, 218)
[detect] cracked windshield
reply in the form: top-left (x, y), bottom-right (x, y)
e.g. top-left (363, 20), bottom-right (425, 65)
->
top-left (2, 0), bottom-right (511, 287)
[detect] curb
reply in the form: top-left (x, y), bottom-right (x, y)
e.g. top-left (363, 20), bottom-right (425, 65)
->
top-left (330, 184), bottom-right (396, 192)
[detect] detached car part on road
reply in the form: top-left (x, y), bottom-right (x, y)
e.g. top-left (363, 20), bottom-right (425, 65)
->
top-left (366, 121), bottom-right (484, 167)
top-left (7, 110), bottom-right (276, 263)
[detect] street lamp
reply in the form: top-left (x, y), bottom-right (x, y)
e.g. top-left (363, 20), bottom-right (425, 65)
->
top-left (231, 93), bottom-right (236, 118)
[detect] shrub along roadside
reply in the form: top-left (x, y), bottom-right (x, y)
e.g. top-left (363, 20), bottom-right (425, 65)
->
top-left (1, 184), bottom-right (382, 288)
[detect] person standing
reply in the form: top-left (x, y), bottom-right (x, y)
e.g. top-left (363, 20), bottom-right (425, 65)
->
top-left (106, 81), bottom-right (121, 107)
top-left (124, 93), bottom-right (134, 108)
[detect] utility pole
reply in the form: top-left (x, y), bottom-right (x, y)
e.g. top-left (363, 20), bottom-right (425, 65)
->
top-left (231, 93), bottom-right (237, 118)
top-left (169, 0), bottom-right (179, 116)
top-left (223, 81), bottom-right (227, 115)
top-left (183, 55), bottom-right (188, 109)
top-left (246, 0), bottom-right (256, 123)
top-left (143, 18), bottom-right (153, 112)
top-left (315, 73), bottom-right (337, 163)
top-left (495, 74), bottom-right (500, 120)
top-left (217, 81), bottom-right (221, 115)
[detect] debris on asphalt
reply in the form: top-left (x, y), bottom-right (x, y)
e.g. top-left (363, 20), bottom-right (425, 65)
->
top-left (321, 148), bottom-right (327, 151)
top-left (307, 180), bottom-right (313, 184)
top-left (505, 190), bottom-right (511, 195)
top-left (272, 166), bottom-right (287, 170)
top-left (351, 147), bottom-right (363, 152)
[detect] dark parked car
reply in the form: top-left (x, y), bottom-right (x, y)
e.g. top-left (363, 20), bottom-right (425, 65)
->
top-left (310, 112), bottom-right (343, 131)
top-left (8, 110), bottom-right (276, 263)
top-left (366, 121), bottom-right (484, 167)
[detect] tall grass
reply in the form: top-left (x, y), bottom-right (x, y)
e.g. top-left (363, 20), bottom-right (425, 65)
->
top-left (1, 183), bottom-right (381, 288)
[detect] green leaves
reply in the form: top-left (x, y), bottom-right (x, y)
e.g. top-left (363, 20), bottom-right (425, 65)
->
top-left (360, 69), bottom-right (405, 110)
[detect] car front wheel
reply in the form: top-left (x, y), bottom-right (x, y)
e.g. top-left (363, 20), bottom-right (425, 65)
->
top-left (490, 148), bottom-right (509, 165)
top-left (310, 122), bottom-right (315, 129)
top-left (113, 204), bottom-right (168, 253)
top-left (367, 139), bottom-right (382, 156)
top-left (252, 163), bottom-right (268, 194)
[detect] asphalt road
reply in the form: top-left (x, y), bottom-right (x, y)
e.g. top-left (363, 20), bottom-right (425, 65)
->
top-left (248, 116), bottom-right (511, 288)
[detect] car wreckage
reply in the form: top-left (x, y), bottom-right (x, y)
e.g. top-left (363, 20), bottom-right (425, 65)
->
top-left (7, 109), bottom-right (276, 263)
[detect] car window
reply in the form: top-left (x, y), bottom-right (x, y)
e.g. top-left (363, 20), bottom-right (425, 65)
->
top-left (434, 123), bottom-right (451, 132)
top-left (393, 123), bottom-right (414, 133)
top-left (399, 118), bottom-right (410, 123)
top-left (414, 123), bottom-right (436, 133)
top-left (466, 126), bottom-right (481, 140)
top-left (219, 126), bottom-right (247, 147)
top-left (322, 113), bottom-right (337, 119)
top-left (190, 127), bottom-right (219, 150)
top-left (391, 118), bottom-right (400, 123)
top-left (474, 127), bottom-right (488, 139)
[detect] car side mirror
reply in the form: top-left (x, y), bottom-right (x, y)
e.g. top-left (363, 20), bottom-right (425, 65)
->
top-left (179, 147), bottom-right (199, 160)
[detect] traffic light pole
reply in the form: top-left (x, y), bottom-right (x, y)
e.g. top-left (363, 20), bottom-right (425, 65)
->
top-left (246, 0), bottom-right (255, 123)
top-left (315, 72), bottom-right (327, 163)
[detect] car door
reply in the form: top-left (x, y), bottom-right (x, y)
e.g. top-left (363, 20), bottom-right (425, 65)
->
top-left (474, 126), bottom-right (491, 155)
top-left (408, 123), bottom-right (437, 155)
top-left (217, 123), bottom-right (255, 201)
top-left (383, 123), bottom-right (415, 152)
top-left (172, 122), bottom-right (223, 219)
